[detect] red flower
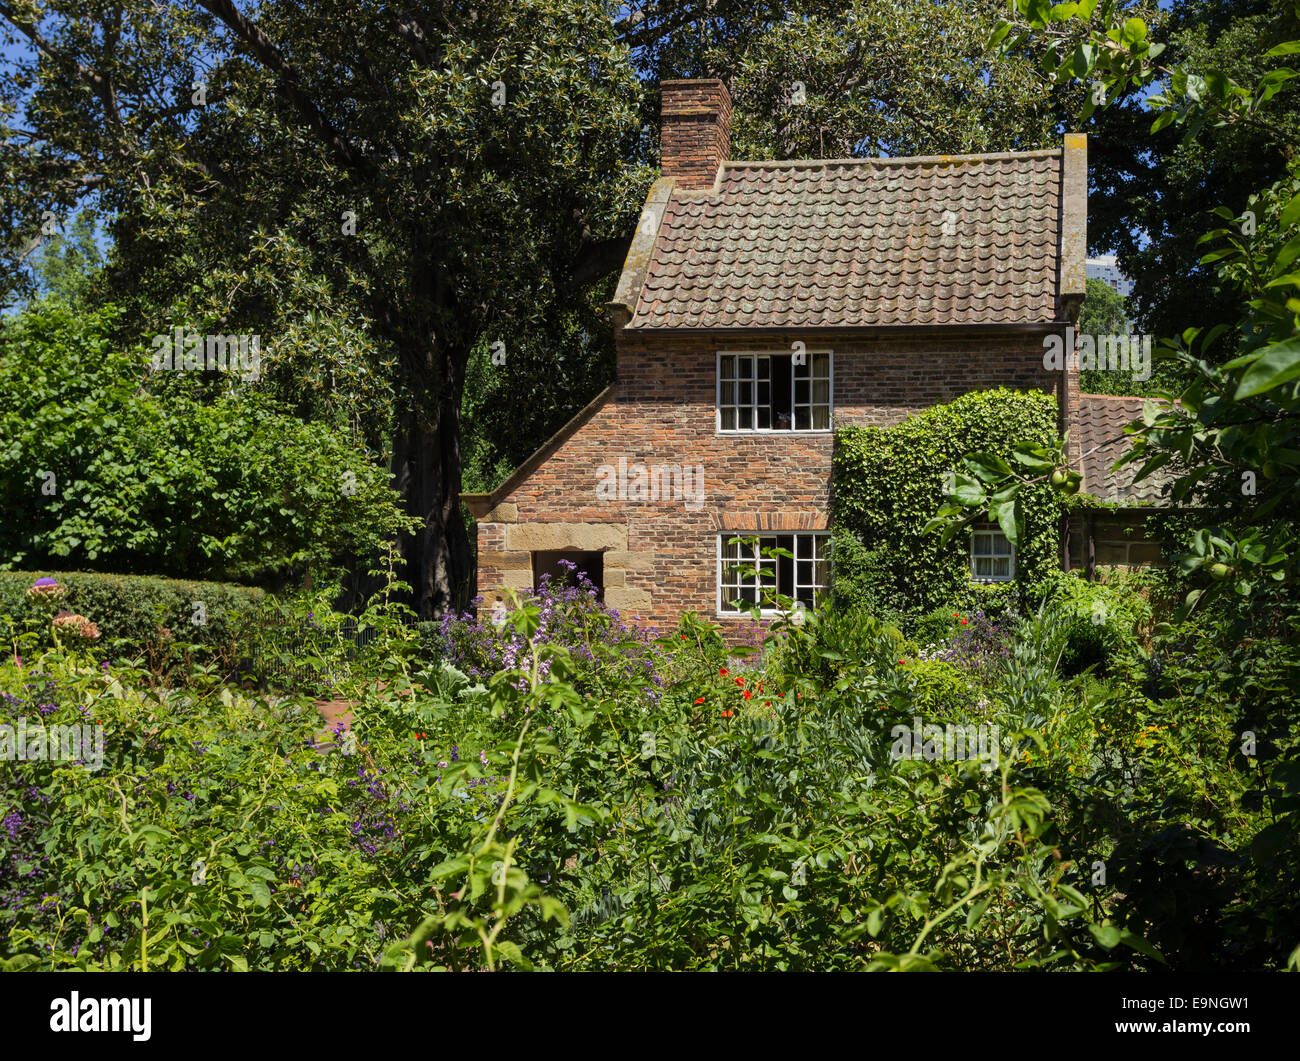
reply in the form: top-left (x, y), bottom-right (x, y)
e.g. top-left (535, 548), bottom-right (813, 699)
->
top-left (764, 701), bottom-right (771, 708)
top-left (758, 682), bottom-right (765, 693)
top-left (742, 690), bottom-right (753, 700)
top-left (735, 677), bottom-right (744, 687)
top-left (415, 732), bottom-right (424, 740)
top-left (721, 709), bottom-right (733, 718)
top-left (960, 619), bottom-right (968, 625)
top-left (953, 612), bottom-right (960, 619)
top-left (719, 667), bottom-right (729, 676)
top-left (694, 697), bottom-right (705, 704)
top-left (898, 659), bottom-right (906, 665)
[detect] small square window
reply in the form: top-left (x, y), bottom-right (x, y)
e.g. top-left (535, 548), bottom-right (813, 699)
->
top-left (970, 524), bottom-right (1015, 582)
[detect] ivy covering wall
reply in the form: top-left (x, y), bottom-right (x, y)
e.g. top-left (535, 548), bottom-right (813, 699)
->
top-left (831, 388), bottom-right (1064, 624)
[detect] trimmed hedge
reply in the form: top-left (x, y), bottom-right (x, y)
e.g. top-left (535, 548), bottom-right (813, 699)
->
top-left (832, 388), bottom-right (1064, 620)
top-left (0, 571), bottom-right (266, 658)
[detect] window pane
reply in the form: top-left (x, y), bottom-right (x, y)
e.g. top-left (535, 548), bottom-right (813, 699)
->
top-left (812, 405), bottom-right (830, 430)
top-left (721, 355), bottom-right (734, 378)
top-left (721, 380), bottom-right (734, 405)
top-left (738, 406), bottom-right (752, 430)
top-left (813, 380), bottom-right (829, 405)
top-left (795, 406), bottom-right (810, 430)
top-left (813, 353), bottom-right (830, 377)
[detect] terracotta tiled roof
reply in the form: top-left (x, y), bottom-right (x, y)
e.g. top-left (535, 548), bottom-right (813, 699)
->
top-left (627, 151), bottom-right (1066, 329)
top-left (1077, 394), bottom-right (1174, 506)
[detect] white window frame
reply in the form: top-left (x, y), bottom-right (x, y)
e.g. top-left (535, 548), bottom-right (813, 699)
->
top-left (716, 531), bottom-right (831, 616)
top-left (970, 523), bottom-right (1015, 582)
top-left (716, 350), bottom-right (833, 434)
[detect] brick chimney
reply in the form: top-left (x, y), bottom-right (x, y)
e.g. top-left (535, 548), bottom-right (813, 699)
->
top-left (659, 79), bottom-right (731, 189)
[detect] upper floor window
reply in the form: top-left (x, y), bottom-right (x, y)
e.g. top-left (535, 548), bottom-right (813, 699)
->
top-left (717, 351), bottom-right (832, 432)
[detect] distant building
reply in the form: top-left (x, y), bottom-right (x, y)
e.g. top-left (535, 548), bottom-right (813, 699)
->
top-left (1086, 254), bottom-right (1133, 297)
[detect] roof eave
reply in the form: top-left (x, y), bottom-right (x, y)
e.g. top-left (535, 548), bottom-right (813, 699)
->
top-left (622, 320), bottom-right (1071, 336)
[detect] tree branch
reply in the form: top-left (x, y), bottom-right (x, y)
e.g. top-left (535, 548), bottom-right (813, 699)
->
top-left (195, 0), bottom-right (375, 179)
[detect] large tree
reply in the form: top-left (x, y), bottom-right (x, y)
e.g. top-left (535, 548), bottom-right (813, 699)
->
top-left (1086, 0), bottom-right (1300, 344)
top-left (2, 0), bottom-right (1078, 615)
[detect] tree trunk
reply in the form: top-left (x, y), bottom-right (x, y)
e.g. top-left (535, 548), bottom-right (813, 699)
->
top-left (390, 377), bottom-right (472, 619)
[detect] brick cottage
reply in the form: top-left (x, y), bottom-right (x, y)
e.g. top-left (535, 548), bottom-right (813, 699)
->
top-left (463, 79), bottom-right (1161, 633)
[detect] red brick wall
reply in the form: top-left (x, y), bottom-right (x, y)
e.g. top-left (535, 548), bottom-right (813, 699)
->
top-left (660, 80), bottom-right (731, 191)
top-left (475, 327), bottom-right (1077, 636)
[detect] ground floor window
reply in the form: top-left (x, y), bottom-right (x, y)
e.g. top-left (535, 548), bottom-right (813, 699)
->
top-left (970, 523), bottom-right (1015, 582)
top-left (533, 550), bottom-right (603, 599)
top-left (718, 532), bottom-right (829, 613)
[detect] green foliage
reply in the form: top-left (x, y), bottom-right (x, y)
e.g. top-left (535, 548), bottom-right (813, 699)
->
top-left (9, 578), bottom-right (1299, 971)
top-left (14, 209), bottom-right (105, 312)
top-left (714, 0), bottom-right (1081, 161)
top-left (0, 299), bottom-right (412, 582)
top-left (1076, 277), bottom-right (1160, 395)
top-left (0, 653), bottom-right (428, 971)
top-left (0, 570), bottom-right (264, 661)
top-left (1086, 607), bottom-right (1300, 968)
top-left (1078, 276), bottom-right (1130, 338)
top-left (907, 658), bottom-right (983, 717)
top-left (833, 388), bottom-right (1064, 620)
top-left (1042, 569), bottom-right (1152, 677)
top-left (1082, 0), bottom-right (1299, 347)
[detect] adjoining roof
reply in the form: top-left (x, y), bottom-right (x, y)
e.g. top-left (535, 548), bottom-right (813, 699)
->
top-left (624, 149), bottom-right (1070, 330)
top-left (1077, 393), bottom-right (1174, 506)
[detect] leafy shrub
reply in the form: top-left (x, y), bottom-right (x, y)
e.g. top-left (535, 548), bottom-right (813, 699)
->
top-left (832, 388), bottom-right (1063, 620)
top-left (1044, 571), bottom-right (1152, 677)
top-left (826, 529), bottom-right (906, 627)
top-left (906, 659), bottom-right (985, 718)
top-left (0, 300), bottom-right (412, 582)
top-left (0, 570), bottom-right (265, 664)
top-left (0, 649), bottom-right (501, 971)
